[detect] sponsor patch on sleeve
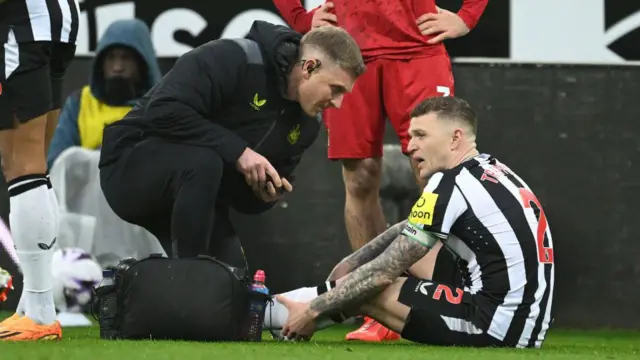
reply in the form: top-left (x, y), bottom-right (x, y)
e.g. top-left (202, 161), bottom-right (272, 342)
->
top-left (402, 222), bottom-right (439, 248)
top-left (408, 192), bottom-right (438, 226)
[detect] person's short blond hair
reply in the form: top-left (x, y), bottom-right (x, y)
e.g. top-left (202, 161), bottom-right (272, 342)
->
top-left (300, 26), bottom-right (366, 78)
top-left (411, 96), bottom-right (478, 136)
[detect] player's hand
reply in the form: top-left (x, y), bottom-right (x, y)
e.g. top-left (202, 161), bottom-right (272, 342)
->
top-left (236, 148), bottom-right (282, 192)
top-left (311, 2), bottom-right (337, 29)
top-left (276, 295), bottom-right (317, 341)
top-left (416, 8), bottom-right (470, 44)
top-left (253, 177), bottom-right (293, 203)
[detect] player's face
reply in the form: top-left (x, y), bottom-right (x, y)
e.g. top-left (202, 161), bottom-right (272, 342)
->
top-left (297, 60), bottom-right (354, 116)
top-left (407, 113), bottom-right (454, 180)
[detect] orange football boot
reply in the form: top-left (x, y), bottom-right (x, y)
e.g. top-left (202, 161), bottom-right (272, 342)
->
top-left (0, 313), bottom-right (22, 330)
top-left (345, 316), bottom-right (401, 341)
top-left (0, 315), bottom-right (62, 341)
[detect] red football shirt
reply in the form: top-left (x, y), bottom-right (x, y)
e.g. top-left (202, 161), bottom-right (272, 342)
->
top-left (273, 0), bottom-right (488, 61)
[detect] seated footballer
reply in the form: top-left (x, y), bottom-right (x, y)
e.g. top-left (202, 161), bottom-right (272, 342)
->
top-left (264, 96), bottom-right (555, 348)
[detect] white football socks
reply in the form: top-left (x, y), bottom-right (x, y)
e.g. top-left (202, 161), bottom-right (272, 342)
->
top-left (264, 282), bottom-right (342, 332)
top-left (46, 174), bottom-right (60, 235)
top-left (9, 174), bottom-right (58, 325)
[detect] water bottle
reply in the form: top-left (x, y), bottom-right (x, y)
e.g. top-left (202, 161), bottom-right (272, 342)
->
top-left (246, 270), bottom-right (269, 341)
top-left (97, 257), bottom-right (137, 339)
top-left (96, 269), bottom-right (119, 339)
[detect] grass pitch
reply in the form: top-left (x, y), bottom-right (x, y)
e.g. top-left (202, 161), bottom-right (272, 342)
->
top-left (0, 313), bottom-right (638, 360)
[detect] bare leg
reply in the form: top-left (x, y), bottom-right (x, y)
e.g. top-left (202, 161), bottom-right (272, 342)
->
top-left (342, 158), bottom-right (387, 250)
top-left (2, 114), bottom-right (48, 181)
top-left (0, 126), bottom-right (15, 181)
top-left (408, 241), bottom-right (443, 280)
top-left (44, 109), bottom-right (60, 158)
top-left (358, 278), bottom-right (411, 333)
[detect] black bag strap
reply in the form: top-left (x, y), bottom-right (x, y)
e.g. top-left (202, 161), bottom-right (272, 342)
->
top-left (195, 255), bottom-right (249, 283)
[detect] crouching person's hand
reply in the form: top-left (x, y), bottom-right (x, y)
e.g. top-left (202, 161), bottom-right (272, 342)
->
top-left (253, 177), bottom-right (293, 203)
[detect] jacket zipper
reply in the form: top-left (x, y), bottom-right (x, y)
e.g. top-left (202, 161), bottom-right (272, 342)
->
top-left (254, 119), bottom-right (278, 151)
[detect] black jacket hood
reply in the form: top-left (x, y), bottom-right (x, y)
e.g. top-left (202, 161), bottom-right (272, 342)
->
top-left (247, 20), bottom-right (302, 98)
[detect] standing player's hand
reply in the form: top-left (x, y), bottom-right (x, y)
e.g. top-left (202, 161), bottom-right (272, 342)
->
top-left (236, 148), bottom-right (282, 192)
top-left (254, 177), bottom-right (293, 203)
top-left (416, 8), bottom-right (470, 44)
top-left (312, 2), bottom-right (337, 29)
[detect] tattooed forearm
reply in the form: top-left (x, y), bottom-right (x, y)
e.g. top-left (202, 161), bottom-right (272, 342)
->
top-left (347, 220), bottom-right (408, 270)
top-left (311, 234), bottom-right (432, 317)
top-left (326, 220), bottom-right (408, 281)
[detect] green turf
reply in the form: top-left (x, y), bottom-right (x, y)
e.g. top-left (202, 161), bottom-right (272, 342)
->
top-left (0, 314), bottom-right (638, 360)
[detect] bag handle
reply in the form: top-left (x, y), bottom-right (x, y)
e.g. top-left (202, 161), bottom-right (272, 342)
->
top-left (196, 255), bottom-right (248, 283)
top-left (125, 254), bottom-right (249, 283)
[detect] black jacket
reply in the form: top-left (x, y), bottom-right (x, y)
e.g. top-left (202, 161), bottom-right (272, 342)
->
top-left (99, 21), bottom-right (320, 180)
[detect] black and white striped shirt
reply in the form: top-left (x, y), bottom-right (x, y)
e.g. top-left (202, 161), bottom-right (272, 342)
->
top-left (410, 154), bottom-right (555, 348)
top-left (1, 0), bottom-right (80, 44)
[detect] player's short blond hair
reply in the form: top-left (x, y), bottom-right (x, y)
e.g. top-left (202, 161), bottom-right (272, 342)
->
top-left (300, 26), bottom-right (366, 79)
top-left (411, 97), bottom-right (478, 136)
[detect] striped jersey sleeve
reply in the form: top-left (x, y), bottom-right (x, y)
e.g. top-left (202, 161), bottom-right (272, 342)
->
top-left (405, 170), bottom-right (467, 239)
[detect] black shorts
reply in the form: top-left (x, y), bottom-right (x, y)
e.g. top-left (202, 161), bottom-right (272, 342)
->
top-left (0, 41), bottom-right (76, 130)
top-left (398, 277), bottom-right (504, 347)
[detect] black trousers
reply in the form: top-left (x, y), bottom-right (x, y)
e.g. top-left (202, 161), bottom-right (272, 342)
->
top-left (100, 137), bottom-right (261, 269)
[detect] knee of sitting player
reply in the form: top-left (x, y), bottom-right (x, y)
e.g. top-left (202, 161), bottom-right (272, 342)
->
top-left (343, 158), bottom-right (382, 199)
top-left (361, 278), bottom-right (411, 332)
top-left (408, 241), bottom-right (443, 280)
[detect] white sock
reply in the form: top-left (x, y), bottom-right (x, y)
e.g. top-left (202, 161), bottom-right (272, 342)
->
top-left (16, 295), bottom-right (25, 316)
top-left (264, 282), bottom-right (340, 331)
top-left (9, 174), bottom-right (58, 325)
top-left (46, 175), bottom-right (60, 233)
top-left (12, 176), bottom-right (60, 317)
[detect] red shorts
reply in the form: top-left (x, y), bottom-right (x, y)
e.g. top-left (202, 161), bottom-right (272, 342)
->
top-left (323, 54), bottom-right (454, 159)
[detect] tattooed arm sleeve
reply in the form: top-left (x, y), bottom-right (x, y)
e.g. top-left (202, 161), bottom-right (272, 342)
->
top-left (310, 227), bottom-right (440, 318)
top-left (326, 220), bottom-right (408, 281)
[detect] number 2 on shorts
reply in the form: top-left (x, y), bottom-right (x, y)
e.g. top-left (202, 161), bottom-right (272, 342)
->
top-left (519, 188), bottom-right (554, 264)
top-left (433, 284), bottom-right (463, 304)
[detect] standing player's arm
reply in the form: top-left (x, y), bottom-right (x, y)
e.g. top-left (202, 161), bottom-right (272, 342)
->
top-left (145, 42), bottom-right (248, 163)
top-left (457, 0), bottom-right (489, 31)
top-left (326, 220), bottom-right (408, 281)
top-left (273, 0), bottom-right (320, 34)
top-left (310, 227), bottom-right (438, 317)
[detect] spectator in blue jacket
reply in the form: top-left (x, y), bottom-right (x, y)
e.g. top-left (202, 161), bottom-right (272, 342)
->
top-left (47, 19), bottom-right (162, 169)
